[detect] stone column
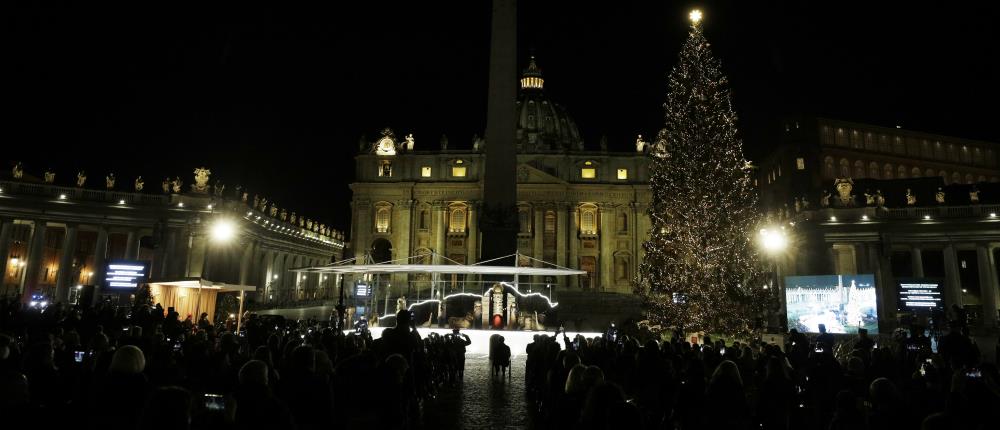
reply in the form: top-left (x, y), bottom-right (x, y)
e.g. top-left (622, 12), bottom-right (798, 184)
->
top-left (0, 219), bottom-right (13, 284)
top-left (434, 203), bottom-right (446, 262)
top-left (555, 204), bottom-right (568, 291)
top-left (467, 202), bottom-right (478, 264)
top-left (943, 244), bottom-right (963, 309)
top-left (532, 207), bottom-right (544, 285)
top-left (976, 244), bottom-right (998, 328)
top-left (55, 224), bottom-right (79, 303)
top-left (90, 227), bottom-right (109, 305)
top-left (911, 246), bottom-right (924, 278)
top-left (21, 220), bottom-right (48, 299)
top-left (124, 229), bottom-right (139, 260)
top-left (568, 205), bottom-right (579, 287)
top-left (872, 242), bottom-right (897, 327)
top-left (238, 240), bottom-right (256, 286)
top-left (599, 204), bottom-right (615, 292)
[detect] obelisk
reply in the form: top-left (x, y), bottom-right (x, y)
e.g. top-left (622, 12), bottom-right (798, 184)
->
top-left (480, 0), bottom-right (518, 273)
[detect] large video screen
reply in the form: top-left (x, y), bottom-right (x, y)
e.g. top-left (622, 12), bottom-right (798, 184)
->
top-left (104, 260), bottom-right (150, 289)
top-left (785, 274), bottom-right (879, 334)
top-left (897, 278), bottom-right (944, 311)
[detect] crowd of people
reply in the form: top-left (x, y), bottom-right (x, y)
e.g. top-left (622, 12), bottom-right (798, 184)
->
top-left (0, 299), bottom-right (471, 430)
top-left (524, 322), bottom-right (1000, 429)
top-left (2, 294), bottom-right (999, 429)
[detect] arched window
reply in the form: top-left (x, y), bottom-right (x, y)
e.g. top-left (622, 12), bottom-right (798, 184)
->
top-left (850, 130), bottom-right (862, 148)
top-left (951, 172), bottom-right (961, 184)
top-left (617, 212), bottom-right (628, 233)
top-left (925, 168), bottom-right (935, 178)
top-left (934, 142), bottom-right (945, 159)
top-left (839, 158), bottom-right (850, 177)
top-left (868, 162), bottom-right (880, 179)
top-left (897, 165), bottom-right (907, 179)
top-left (449, 205), bottom-right (467, 233)
top-left (580, 205), bottom-right (598, 235)
top-left (893, 137), bottom-right (905, 154)
top-left (835, 128), bottom-right (847, 146)
top-left (864, 133), bottom-right (876, 151)
top-left (823, 156), bottom-right (835, 178)
top-left (939, 171), bottom-right (948, 183)
top-left (978, 175), bottom-right (986, 183)
top-left (518, 206), bottom-right (531, 234)
top-left (544, 210), bottom-right (556, 233)
top-left (374, 203), bottom-right (392, 233)
top-left (418, 206), bottom-right (430, 230)
top-left (854, 160), bottom-right (865, 178)
top-left (965, 174), bottom-right (974, 184)
top-left (911, 167), bottom-right (922, 178)
top-left (883, 164), bottom-right (894, 179)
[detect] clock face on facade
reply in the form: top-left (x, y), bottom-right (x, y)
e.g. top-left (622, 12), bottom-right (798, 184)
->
top-left (375, 137), bottom-right (396, 155)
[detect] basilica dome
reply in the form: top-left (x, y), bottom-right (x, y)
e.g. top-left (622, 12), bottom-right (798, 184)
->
top-left (515, 57), bottom-right (584, 152)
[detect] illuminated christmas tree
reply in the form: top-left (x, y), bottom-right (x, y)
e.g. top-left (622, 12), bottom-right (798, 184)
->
top-left (635, 10), bottom-right (768, 338)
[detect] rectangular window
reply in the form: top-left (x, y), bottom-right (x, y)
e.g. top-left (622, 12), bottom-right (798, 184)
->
top-left (617, 168), bottom-right (628, 180)
top-left (451, 166), bottom-right (467, 177)
top-left (581, 168), bottom-right (596, 179)
top-left (421, 166), bottom-right (432, 177)
top-left (796, 157), bottom-right (805, 170)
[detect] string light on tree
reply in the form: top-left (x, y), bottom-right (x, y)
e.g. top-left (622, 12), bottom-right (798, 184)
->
top-left (635, 9), bottom-right (768, 338)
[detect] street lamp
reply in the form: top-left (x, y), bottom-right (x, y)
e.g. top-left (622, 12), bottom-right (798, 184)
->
top-left (759, 227), bottom-right (789, 332)
top-left (211, 219), bottom-right (237, 242)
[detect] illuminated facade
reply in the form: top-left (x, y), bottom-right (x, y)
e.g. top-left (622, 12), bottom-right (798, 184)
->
top-left (758, 118), bottom-right (1000, 332)
top-left (0, 173), bottom-right (344, 306)
top-left (349, 58), bottom-right (651, 319)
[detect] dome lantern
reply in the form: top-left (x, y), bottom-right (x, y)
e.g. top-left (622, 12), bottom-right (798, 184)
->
top-left (520, 56), bottom-right (544, 91)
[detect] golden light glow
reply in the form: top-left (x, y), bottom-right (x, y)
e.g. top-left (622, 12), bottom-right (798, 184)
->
top-left (617, 168), bottom-right (628, 180)
top-left (689, 9), bottom-right (703, 24)
top-left (451, 166), bottom-right (467, 177)
top-left (211, 219), bottom-right (237, 242)
top-left (421, 166), bottom-right (432, 177)
top-left (581, 167), bottom-right (596, 179)
top-left (759, 228), bottom-right (787, 253)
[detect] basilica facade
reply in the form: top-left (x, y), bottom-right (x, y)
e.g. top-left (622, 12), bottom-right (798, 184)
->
top-left (349, 58), bottom-right (652, 306)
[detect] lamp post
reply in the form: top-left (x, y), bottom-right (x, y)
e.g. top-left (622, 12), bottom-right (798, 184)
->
top-left (759, 227), bottom-right (788, 332)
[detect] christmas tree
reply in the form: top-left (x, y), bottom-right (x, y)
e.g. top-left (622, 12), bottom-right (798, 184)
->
top-left (635, 10), bottom-right (768, 338)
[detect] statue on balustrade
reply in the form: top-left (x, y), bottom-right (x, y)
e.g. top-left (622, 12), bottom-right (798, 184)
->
top-left (290, 212), bottom-right (297, 224)
top-left (875, 190), bottom-right (885, 207)
top-left (864, 190), bottom-right (875, 206)
top-left (76, 171), bottom-right (87, 187)
top-left (134, 176), bottom-right (144, 192)
top-left (906, 189), bottom-right (917, 206)
top-left (280, 209), bottom-right (288, 222)
top-left (834, 178), bottom-right (855, 207)
top-left (12, 162), bottom-right (24, 180)
top-left (214, 182), bottom-right (225, 197)
top-left (269, 204), bottom-right (279, 218)
top-left (405, 133), bottom-right (415, 151)
top-left (259, 197), bottom-right (268, 211)
top-left (307, 219), bottom-right (314, 230)
top-left (162, 178), bottom-right (170, 193)
top-left (242, 192), bottom-right (248, 204)
top-left (299, 217), bottom-right (305, 228)
top-left (935, 188), bottom-right (946, 204)
top-left (970, 187), bottom-right (980, 204)
top-left (191, 167), bottom-right (211, 194)
top-left (171, 177), bottom-right (183, 194)
top-left (105, 173), bottom-right (116, 190)
top-left (635, 134), bottom-right (647, 153)
top-left (820, 190), bottom-right (831, 208)
top-left (44, 170), bottom-right (55, 184)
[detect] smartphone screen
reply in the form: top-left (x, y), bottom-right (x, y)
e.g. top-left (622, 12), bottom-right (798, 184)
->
top-left (204, 394), bottom-right (225, 411)
top-left (74, 351), bottom-right (85, 363)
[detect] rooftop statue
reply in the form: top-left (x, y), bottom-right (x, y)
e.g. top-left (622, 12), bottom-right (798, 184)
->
top-left (105, 173), bottom-right (116, 190)
top-left (134, 176), bottom-right (144, 192)
top-left (76, 171), bottom-right (87, 188)
top-left (44, 170), bottom-right (55, 184)
top-left (12, 162), bottom-right (24, 180)
top-left (191, 167), bottom-right (211, 193)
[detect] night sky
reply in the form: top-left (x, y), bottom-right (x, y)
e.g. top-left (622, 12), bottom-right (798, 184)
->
top-left (8, 1), bottom-right (998, 233)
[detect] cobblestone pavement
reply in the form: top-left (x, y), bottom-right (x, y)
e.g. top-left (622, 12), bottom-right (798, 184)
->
top-left (423, 353), bottom-right (534, 429)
